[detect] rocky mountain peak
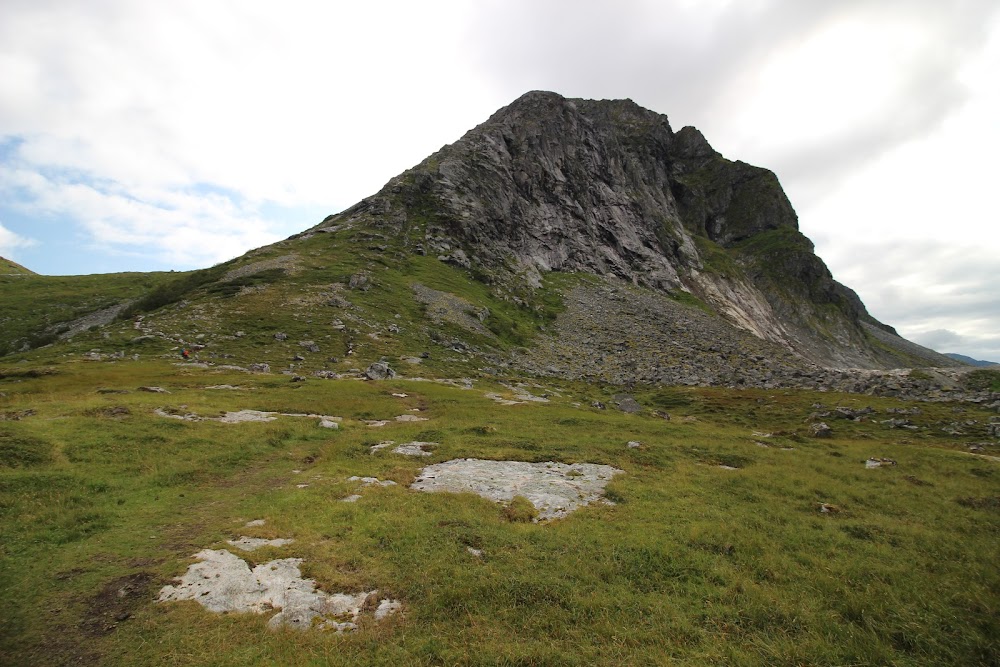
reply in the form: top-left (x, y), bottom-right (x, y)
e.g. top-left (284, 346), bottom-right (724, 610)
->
top-left (314, 91), bottom-right (956, 370)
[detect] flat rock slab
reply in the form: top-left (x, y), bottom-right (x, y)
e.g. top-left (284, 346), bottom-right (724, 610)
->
top-left (227, 537), bottom-right (294, 552)
top-left (393, 442), bottom-right (436, 456)
top-left (155, 409), bottom-right (341, 425)
top-left (348, 476), bottom-right (397, 487)
top-left (158, 549), bottom-right (399, 632)
top-left (218, 410), bottom-right (278, 423)
top-left (484, 392), bottom-right (525, 406)
top-left (411, 459), bottom-right (623, 520)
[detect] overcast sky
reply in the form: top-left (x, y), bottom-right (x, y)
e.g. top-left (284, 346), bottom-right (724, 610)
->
top-left (1, 0), bottom-right (998, 361)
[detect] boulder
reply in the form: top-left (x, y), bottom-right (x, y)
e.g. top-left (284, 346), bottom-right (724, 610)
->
top-left (365, 362), bottom-right (397, 380)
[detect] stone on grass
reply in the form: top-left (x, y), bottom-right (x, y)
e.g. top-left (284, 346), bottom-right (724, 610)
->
top-left (374, 599), bottom-right (402, 621)
top-left (485, 392), bottom-right (525, 406)
top-left (614, 394), bottom-right (642, 414)
top-left (411, 459), bottom-right (623, 521)
top-left (218, 410), bottom-right (278, 423)
top-left (810, 422), bottom-right (832, 438)
top-left (347, 476), bottom-right (397, 487)
top-left (138, 386), bottom-right (170, 393)
top-left (626, 441), bottom-right (642, 449)
top-left (158, 549), bottom-right (399, 632)
top-left (227, 537), bottom-right (294, 552)
top-left (392, 442), bottom-right (436, 456)
top-left (319, 419), bottom-right (339, 429)
top-left (394, 414), bottom-right (428, 422)
top-left (365, 362), bottom-right (396, 380)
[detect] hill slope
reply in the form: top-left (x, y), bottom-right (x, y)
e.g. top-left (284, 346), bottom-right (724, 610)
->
top-left (0, 256), bottom-right (35, 275)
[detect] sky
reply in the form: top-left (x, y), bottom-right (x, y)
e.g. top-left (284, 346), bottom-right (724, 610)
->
top-left (1, 0), bottom-right (998, 362)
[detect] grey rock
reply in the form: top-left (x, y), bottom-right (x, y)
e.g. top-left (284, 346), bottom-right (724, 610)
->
top-left (614, 394), bottom-right (642, 414)
top-left (348, 272), bottom-right (371, 291)
top-left (364, 362), bottom-right (397, 380)
top-left (810, 422), bottom-right (832, 438)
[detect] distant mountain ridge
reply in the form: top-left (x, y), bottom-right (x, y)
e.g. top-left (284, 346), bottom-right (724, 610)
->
top-left (945, 353), bottom-right (998, 367)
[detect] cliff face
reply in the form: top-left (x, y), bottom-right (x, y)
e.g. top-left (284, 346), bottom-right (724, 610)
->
top-left (315, 91), bottom-right (956, 370)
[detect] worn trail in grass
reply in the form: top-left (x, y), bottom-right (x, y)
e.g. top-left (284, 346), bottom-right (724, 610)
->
top-left (1, 359), bottom-right (998, 666)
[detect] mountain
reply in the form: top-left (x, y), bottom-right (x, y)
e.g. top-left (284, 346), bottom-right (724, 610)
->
top-left (0, 92), bottom-right (967, 393)
top-left (304, 91), bottom-right (955, 371)
top-left (945, 352), bottom-right (998, 367)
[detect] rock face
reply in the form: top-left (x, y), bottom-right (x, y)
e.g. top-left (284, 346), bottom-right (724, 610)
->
top-left (312, 91), bottom-right (957, 370)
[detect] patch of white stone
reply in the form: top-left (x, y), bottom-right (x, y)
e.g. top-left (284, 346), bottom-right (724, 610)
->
top-left (391, 442), bottom-right (437, 457)
top-left (484, 392), bottom-right (525, 406)
top-left (155, 409), bottom-right (343, 426)
top-left (501, 383), bottom-right (550, 403)
top-left (158, 549), bottom-right (400, 632)
top-left (411, 459), bottom-right (622, 521)
top-left (347, 476), bottom-right (398, 487)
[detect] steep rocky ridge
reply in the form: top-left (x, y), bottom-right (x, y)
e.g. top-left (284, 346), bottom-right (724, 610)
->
top-left (310, 91), bottom-right (955, 370)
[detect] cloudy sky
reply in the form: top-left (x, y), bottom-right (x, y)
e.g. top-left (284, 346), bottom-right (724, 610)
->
top-left (1, 0), bottom-right (998, 361)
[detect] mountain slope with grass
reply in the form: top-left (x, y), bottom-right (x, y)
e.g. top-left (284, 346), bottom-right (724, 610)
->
top-left (0, 256), bottom-right (35, 275)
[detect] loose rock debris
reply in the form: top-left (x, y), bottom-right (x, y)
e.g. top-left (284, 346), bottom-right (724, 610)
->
top-left (865, 457), bottom-right (897, 469)
top-left (411, 459), bottom-right (623, 521)
top-left (158, 549), bottom-right (400, 632)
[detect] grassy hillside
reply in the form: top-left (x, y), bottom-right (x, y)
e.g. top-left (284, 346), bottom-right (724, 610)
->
top-left (0, 271), bottom-right (179, 356)
top-left (1, 358), bottom-right (998, 665)
top-left (0, 257), bottom-right (35, 275)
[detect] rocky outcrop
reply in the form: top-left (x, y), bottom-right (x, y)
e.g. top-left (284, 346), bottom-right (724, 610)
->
top-left (310, 91), bottom-right (957, 371)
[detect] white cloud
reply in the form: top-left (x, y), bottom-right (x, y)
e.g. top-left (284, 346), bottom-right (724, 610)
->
top-left (0, 0), bottom-right (490, 209)
top-left (0, 164), bottom-right (280, 268)
top-left (0, 220), bottom-right (35, 257)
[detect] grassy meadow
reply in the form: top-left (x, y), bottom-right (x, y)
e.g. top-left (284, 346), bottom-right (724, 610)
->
top-left (1, 357), bottom-right (998, 666)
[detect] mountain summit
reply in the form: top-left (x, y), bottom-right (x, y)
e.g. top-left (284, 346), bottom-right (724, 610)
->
top-left (308, 91), bottom-right (952, 371)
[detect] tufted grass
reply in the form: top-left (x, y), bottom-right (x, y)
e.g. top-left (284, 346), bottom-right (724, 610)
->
top-left (0, 359), bottom-right (998, 666)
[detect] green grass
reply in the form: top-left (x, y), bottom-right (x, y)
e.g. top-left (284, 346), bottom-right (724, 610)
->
top-left (0, 359), bottom-right (997, 665)
top-left (0, 272), bottom-right (177, 355)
